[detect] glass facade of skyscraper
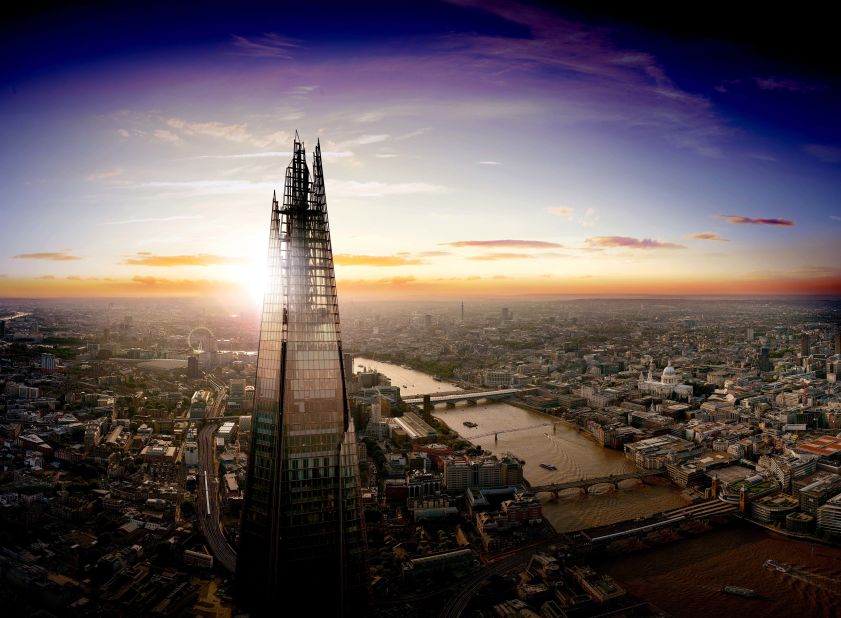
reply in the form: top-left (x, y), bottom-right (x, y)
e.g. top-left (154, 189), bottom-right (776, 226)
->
top-left (237, 136), bottom-right (368, 614)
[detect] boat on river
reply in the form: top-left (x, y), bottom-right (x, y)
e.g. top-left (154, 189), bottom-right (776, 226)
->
top-left (540, 463), bottom-right (557, 470)
top-left (463, 421), bottom-right (478, 428)
top-left (721, 586), bottom-right (757, 597)
top-left (763, 559), bottom-right (791, 573)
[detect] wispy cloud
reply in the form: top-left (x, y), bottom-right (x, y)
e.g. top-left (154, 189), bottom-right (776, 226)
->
top-left (442, 0), bottom-right (730, 157)
top-left (546, 207), bottom-right (574, 220)
top-left (231, 33), bottom-right (297, 59)
top-left (153, 129), bottom-right (181, 143)
top-left (330, 179), bottom-right (448, 198)
top-left (289, 85), bottom-right (317, 95)
top-left (830, 215), bottom-right (841, 222)
top-left (753, 76), bottom-right (821, 92)
top-left (339, 134), bottom-right (390, 147)
top-left (14, 251), bottom-right (82, 261)
top-left (585, 236), bottom-right (685, 249)
top-left (86, 167), bottom-right (123, 181)
top-left (445, 239), bottom-right (562, 249)
top-left (122, 253), bottom-right (248, 267)
top-left (580, 208), bottom-right (599, 228)
top-left (395, 127), bottom-right (431, 141)
top-left (803, 144), bottom-right (841, 164)
top-left (478, 160), bottom-right (501, 165)
top-left (686, 232), bottom-right (729, 241)
top-left (716, 214), bottom-right (795, 226)
top-left (101, 215), bottom-right (202, 226)
top-left (164, 117), bottom-right (291, 148)
top-left (195, 150), bottom-right (353, 160)
top-left (334, 254), bottom-right (424, 267)
top-left (375, 153), bottom-right (399, 159)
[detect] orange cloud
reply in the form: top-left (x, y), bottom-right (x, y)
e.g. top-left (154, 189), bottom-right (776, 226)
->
top-left (686, 232), bottom-right (729, 241)
top-left (468, 252), bottom-right (534, 261)
top-left (445, 239), bottom-right (562, 249)
top-left (14, 251), bottom-right (82, 261)
top-left (333, 254), bottom-right (424, 267)
top-left (716, 214), bottom-right (794, 226)
top-left (122, 253), bottom-right (248, 267)
top-left (585, 236), bottom-right (685, 250)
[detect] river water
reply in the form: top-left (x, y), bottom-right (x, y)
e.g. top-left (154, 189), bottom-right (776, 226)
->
top-left (357, 358), bottom-right (841, 615)
top-left (355, 358), bottom-right (688, 531)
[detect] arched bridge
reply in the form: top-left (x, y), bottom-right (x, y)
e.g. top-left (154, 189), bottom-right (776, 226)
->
top-left (403, 388), bottom-right (535, 406)
top-left (530, 469), bottom-right (666, 497)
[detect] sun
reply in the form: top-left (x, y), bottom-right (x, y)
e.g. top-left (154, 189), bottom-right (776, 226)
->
top-left (246, 246), bottom-right (269, 306)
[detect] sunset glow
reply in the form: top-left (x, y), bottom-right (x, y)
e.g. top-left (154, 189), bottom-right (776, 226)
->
top-left (2, 2), bottom-right (839, 303)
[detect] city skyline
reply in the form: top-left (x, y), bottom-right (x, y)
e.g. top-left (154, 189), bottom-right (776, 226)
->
top-left (2, 1), bottom-right (840, 301)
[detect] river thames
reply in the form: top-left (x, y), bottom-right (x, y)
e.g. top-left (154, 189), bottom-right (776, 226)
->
top-left (356, 357), bottom-right (841, 617)
top-left (355, 357), bottom-right (689, 532)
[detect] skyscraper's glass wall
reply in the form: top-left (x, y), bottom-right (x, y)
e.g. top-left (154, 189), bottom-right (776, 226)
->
top-left (237, 137), bottom-right (368, 614)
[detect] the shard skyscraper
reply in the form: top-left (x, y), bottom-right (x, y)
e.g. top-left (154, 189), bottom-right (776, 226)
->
top-left (237, 135), bottom-right (368, 614)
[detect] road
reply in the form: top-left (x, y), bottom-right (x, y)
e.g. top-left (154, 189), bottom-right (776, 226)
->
top-left (195, 384), bottom-right (237, 573)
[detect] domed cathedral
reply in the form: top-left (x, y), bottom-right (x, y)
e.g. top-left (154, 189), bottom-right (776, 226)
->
top-left (638, 358), bottom-right (693, 400)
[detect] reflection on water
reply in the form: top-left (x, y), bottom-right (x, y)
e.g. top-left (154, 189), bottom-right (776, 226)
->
top-left (356, 357), bottom-right (688, 532)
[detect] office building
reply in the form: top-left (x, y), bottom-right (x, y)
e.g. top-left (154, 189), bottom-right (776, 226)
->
top-left (187, 356), bottom-right (200, 379)
top-left (237, 136), bottom-right (368, 614)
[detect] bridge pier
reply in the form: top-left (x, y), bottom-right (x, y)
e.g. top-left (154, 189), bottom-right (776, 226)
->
top-left (466, 399), bottom-right (477, 406)
top-left (580, 486), bottom-right (589, 496)
top-left (612, 482), bottom-right (619, 491)
top-left (446, 402), bottom-right (456, 408)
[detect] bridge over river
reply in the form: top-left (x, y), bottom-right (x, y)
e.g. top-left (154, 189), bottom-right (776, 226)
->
top-left (403, 387), bottom-right (535, 406)
top-left (530, 469), bottom-right (667, 496)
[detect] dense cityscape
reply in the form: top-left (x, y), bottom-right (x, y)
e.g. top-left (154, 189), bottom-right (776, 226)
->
top-left (2, 294), bottom-right (840, 616)
top-left (4, 1), bottom-right (841, 616)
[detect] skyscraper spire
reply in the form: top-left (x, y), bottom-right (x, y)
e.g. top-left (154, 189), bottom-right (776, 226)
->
top-left (237, 136), bottom-right (368, 615)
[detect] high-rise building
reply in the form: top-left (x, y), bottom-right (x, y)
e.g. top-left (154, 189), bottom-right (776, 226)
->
top-left (40, 352), bottom-right (57, 372)
top-left (801, 332), bottom-right (810, 357)
top-left (186, 355), bottom-right (200, 379)
top-left (759, 346), bottom-right (772, 372)
top-left (237, 136), bottom-right (368, 614)
top-left (835, 329), bottom-right (841, 355)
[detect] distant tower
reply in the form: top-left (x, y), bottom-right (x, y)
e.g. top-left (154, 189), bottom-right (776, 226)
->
top-left (187, 356), bottom-right (200, 379)
top-left (461, 301), bottom-right (464, 323)
top-left (237, 136), bottom-right (368, 614)
top-left (746, 327), bottom-right (754, 341)
top-left (835, 328), bottom-right (841, 355)
top-left (801, 332), bottom-right (810, 357)
top-left (759, 347), bottom-right (772, 372)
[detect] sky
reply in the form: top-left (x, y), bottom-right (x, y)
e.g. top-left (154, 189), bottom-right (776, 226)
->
top-left (1, 0), bottom-right (840, 304)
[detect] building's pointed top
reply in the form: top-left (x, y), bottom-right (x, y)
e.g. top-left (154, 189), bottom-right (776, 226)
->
top-left (273, 189), bottom-right (277, 200)
top-left (294, 129), bottom-right (300, 140)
